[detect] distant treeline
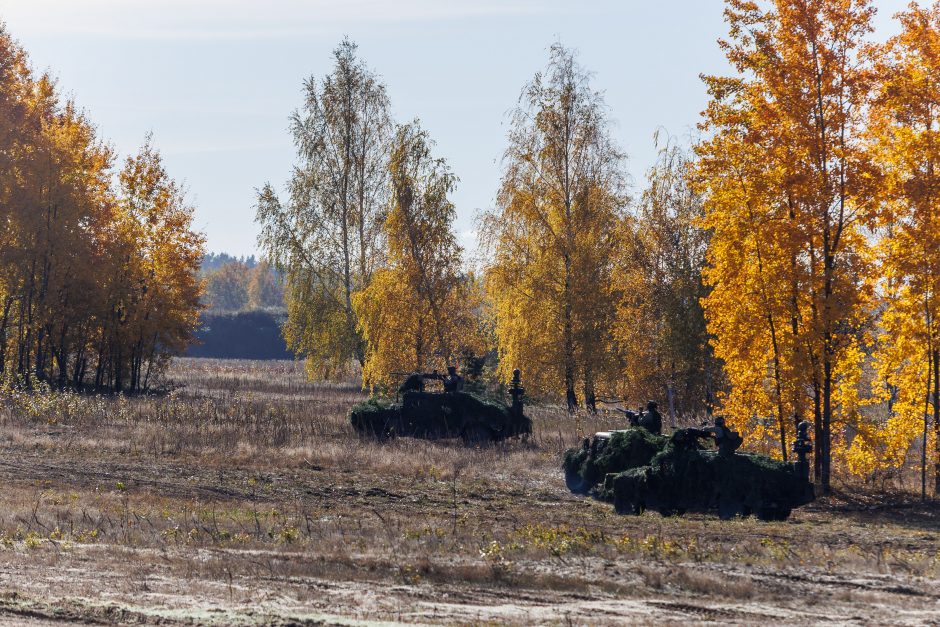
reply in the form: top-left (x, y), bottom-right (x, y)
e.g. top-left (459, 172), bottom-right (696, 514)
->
top-left (201, 256), bottom-right (285, 314)
top-left (201, 253), bottom-right (258, 273)
top-left (186, 311), bottom-right (292, 360)
top-left (0, 27), bottom-right (203, 393)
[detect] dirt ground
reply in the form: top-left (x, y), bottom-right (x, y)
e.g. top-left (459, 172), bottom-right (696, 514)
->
top-left (0, 359), bottom-right (938, 625)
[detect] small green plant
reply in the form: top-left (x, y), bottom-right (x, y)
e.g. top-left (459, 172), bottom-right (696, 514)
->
top-left (480, 540), bottom-right (513, 579)
top-left (276, 525), bottom-right (299, 544)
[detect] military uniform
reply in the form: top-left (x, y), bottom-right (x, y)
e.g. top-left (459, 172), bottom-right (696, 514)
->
top-left (639, 401), bottom-right (662, 434)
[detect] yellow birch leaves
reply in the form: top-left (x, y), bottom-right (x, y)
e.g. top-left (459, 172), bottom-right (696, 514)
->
top-left (354, 123), bottom-right (483, 387)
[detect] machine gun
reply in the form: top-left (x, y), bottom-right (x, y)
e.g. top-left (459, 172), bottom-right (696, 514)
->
top-left (394, 371), bottom-right (445, 394)
top-left (597, 398), bottom-right (643, 426)
top-left (395, 368), bottom-right (465, 395)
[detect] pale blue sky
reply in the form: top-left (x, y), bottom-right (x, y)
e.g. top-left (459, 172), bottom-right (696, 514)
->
top-left (0, 0), bottom-right (909, 256)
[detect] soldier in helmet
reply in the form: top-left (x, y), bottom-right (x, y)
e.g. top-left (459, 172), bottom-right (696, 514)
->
top-left (702, 415), bottom-right (743, 457)
top-left (443, 365), bottom-right (464, 393)
top-left (509, 369), bottom-right (525, 418)
top-left (639, 400), bottom-right (662, 434)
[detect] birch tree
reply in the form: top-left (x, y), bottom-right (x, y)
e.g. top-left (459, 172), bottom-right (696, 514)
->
top-left (696, 0), bottom-right (877, 491)
top-left (482, 43), bottom-right (627, 411)
top-left (256, 38), bottom-right (391, 379)
top-left (354, 122), bottom-right (483, 386)
top-left (863, 2), bottom-right (940, 495)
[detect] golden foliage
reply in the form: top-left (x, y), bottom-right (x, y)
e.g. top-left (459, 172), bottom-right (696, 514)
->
top-left (695, 0), bottom-right (877, 487)
top-left (354, 122), bottom-right (483, 387)
top-left (0, 26), bottom-right (204, 392)
top-left (482, 43), bottom-right (626, 409)
top-left (852, 2), bottom-right (940, 486)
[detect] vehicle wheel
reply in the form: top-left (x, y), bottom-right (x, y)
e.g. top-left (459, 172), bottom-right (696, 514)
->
top-left (461, 424), bottom-right (493, 447)
top-left (718, 499), bottom-right (745, 520)
top-left (756, 506), bottom-right (791, 521)
top-left (614, 496), bottom-right (643, 515)
top-left (565, 469), bottom-right (589, 494)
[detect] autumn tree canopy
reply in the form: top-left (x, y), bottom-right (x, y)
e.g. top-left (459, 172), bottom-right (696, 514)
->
top-left (614, 136), bottom-right (718, 424)
top-left (256, 38), bottom-right (392, 380)
top-left (354, 122), bottom-right (483, 387)
top-left (482, 43), bottom-right (627, 411)
top-left (242, 14), bottom-right (940, 493)
top-left (863, 1), bottom-right (940, 494)
top-left (697, 0), bottom-right (880, 492)
top-left (0, 26), bottom-right (204, 392)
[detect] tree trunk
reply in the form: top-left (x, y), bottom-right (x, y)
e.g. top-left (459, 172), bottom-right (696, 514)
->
top-left (0, 296), bottom-right (13, 375)
top-left (142, 333), bottom-right (159, 392)
top-left (821, 349), bottom-right (833, 495)
top-left (583, 367), bottom-right (596, 414)
top-left (114, 345), bottom-right (123, 394)
top-left (341, 80), bottom-right (360, 369)
top-left (72, 350), bottom-right (85, 390)
top-left (94, 349), bottom-right (104, 390)
top-left (768, 312), bottom-right (788, 461)
top-left (667, 375), bottom-right (677, 429)
top-left (934, 347), bottom-right (939, 496)
top-left (788, 198), bottom-right (806, 429)
top-left (819, 219), bottom-right (835, 494)
top-left (563, 255), bottom-right (576, 412)
top-left (812, 374), bottom-right (822, 483)
top-left (415, 318), bottom-right (424, 373)
top-left (922, 349), bottom-right (931, 501)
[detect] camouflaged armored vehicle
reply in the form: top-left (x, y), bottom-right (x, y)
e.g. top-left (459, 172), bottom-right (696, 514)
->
top-left (349, 369), bottom-right (532, 445)
top-left (563, 428), bottom-right (666, 494)
top-left (606, 428), bottom-right (815, 520)
top-left (565, 425), bottom-right (815, 521)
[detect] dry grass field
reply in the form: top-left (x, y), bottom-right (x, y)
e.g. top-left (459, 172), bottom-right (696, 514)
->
top-left (0, 358), bottom-right (938, 625)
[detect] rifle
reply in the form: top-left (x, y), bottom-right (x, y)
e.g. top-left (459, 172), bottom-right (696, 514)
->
top-left (597, 399), bottom-right (642, 426)
top-left (391, 371), bottom-right (445, 380)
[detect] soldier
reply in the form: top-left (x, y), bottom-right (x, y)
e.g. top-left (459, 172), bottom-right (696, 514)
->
top-left (638, 400), bottom-right (662, 434)
top-left (401, 370), bottom-right (444, 393)
top-left (443, 365), bottom-right (463, 392)
top-left (509, 369), bottom-right (525, 418)
top-left (702, 415), bottom-right (743, 457)
top-left (399, 372), bottom-right (425, 393)
top-left (792, 418), bottom-right (813, 482)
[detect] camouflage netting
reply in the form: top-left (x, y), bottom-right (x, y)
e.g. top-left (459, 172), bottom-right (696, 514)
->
top-left (467, 392), bottom-right (533, 436)
top-left (404, 391), bottom-right (517, 431)
top-left (610, 429), bottom-right (814, 520)
top-left (349, 391), bottom-right (531, 442)
top-left (563, 428), bottom-right (666, 495)
top-left (349, 397), bottom-right (400, 438)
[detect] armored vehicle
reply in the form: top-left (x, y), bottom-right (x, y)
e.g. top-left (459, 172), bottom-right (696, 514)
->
top-left (607, 428), bottom-right (815, 520)
top-left (563, 428), bottom-right (666, 494)
top-left (349, 369), bottom-right (532, 445)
